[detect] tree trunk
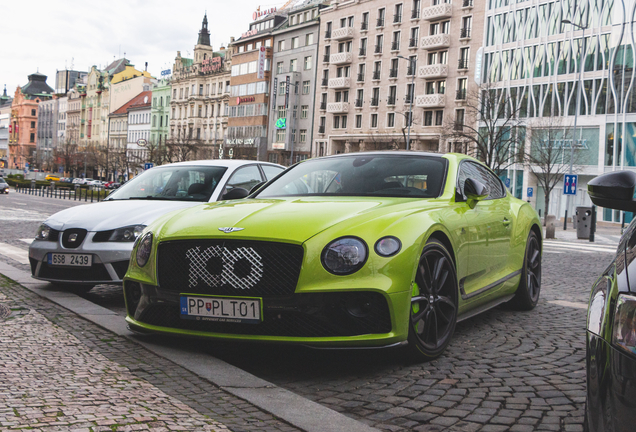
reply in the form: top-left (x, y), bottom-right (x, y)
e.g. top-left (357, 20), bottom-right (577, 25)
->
top-left (543, 194), bottom-right (550, 226)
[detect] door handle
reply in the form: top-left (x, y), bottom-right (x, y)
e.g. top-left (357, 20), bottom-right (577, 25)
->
top-left (503, 218), bottom-right (511, 226)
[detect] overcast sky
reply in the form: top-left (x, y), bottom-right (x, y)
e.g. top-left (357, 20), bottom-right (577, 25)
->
top-left (1, 0), bottom-right (281, 97)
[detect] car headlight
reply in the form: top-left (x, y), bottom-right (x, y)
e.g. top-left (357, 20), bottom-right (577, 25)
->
top-left (375, 236), bottom-right (402, 257)
top-left (612, 294), bottom-right (636, 356)
top-left (321, 237), bottom-right (368, 275)
top-left (135, 232), bottom-right (153, 267)
top-left (35, 224), bottom-right (51, 240)
top-left (109, 225), bottom-right (146, 242)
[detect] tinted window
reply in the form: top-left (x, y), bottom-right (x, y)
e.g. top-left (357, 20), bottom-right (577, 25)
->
top-left (261, 164), bottom-right (285, 180)
top-left (225, 165), bottom-right (263, 194)
top-left (256, 155), bottom-right (447, 198)
top-left (106, 166), bottom-right (227, 202)
top-left (457, 161), bottom-right (505, 200)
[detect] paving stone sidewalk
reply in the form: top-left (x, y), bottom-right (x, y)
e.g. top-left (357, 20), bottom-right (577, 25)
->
top-left (0, 276), bottom-right (300, 432)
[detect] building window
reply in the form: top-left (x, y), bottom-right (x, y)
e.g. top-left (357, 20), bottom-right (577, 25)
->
top-left (278, 40), bottom-right (286, 51)
top-left (355, 114), bottom-right (362, 128)
top-left (277, 106), bottom-right (287, 119)
top-left (301, 105), bottom-right (309, 118)
top-left (277, 62), bottom-right (284, 74)
top-left (30, 133), bottom-right (35, 142)
top-left (300, 129), bottom-right (307, 142)
top-left (30, 121), bottom-right (35, 128)
top-left (334, 115), bottom-right (340, 129)
top-left (424, 111), bottom-right (433, 126)
top-left (435, 110), bottom-right (443, 125)
top-left (276, 129), bottom-right (286, 142)
top-left (269, 153), bottom-right (279, 163)
top-left (292, 37), bottom-right (299, 49)
top-left (31, 109), bottom-right (36, 116)
top-left (387, 113), bottom-right (395, 128)
top-left (306, 33), bottom-right (314, 45)
top-left (302, 81), bottom-right (310, 94)
top-left (371, 113), bottom-right (378, 128)
top-left (304, 56), bottom-right (312, 70)
top-left (290, 59), bottom-right (297, 72)
top-left (279, 81), bottom-right (286, 95)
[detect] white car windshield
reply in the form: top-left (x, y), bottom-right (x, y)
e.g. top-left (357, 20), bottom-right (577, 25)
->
top-left (255, 155), bottom-right (447, 198)
top-left (105, 166), bottom-right (228, 202)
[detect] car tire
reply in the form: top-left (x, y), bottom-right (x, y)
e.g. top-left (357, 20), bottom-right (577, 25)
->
top-left (509, 230), bottom-right (541, 311)
top-left (407, 239), bottom-right (458, 362)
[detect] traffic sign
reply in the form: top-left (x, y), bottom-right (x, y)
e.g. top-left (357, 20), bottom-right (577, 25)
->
top-left (527, 187), bottom-right (533, 198)
top-left (563, 174), bottom-right (578, 195)
top-left (144, 163), bottom-right (154, 170)
top-left (137, 139), bottom-right (147, 146)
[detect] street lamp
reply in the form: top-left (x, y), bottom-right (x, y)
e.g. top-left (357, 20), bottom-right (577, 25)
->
top-left (397, 55), bottom-right (416, 151)
top-left (561, 18), bottom-right (587, 229)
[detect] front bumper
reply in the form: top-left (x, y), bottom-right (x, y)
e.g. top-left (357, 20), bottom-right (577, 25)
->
top-left (123, 281), bottom-right (410, 347)
top-left (29, 234), bottom-right (133, 284)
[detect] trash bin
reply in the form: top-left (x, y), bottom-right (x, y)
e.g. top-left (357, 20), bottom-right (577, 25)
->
top-left (576, 206), bottom-right (593, 239)
top-left (573, 208), bottom-right (578, 229)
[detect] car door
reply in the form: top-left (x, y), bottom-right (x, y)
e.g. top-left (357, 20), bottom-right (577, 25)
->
top-left (456, 161), bottom-right (512, 299)
top-left (219, 165), bottom-right (264, 200)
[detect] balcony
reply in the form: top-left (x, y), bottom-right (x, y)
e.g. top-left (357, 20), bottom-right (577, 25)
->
top-left (421, 4), bottom-right (452, 21)
top-left (328, 77), bottom-right (351, 89)
top-left (320, 101), bottom-right (327, 110)
top-left (325, 30), bottom-right (332, 39)
top-left (418, 63), bottom-right (449, 79)
top-left (462, 0), bottom-right (473, 8)
top-left (357, 73), bottom-right (365, 82)
top-left (393, 14), bottom-right (402, 24)
top-left (460, 27), bottom-right (471, 39)
top-left (456, 89), bottom-right (467, 100)
top-left (330, 52), bottom-right (353, 65)
top-left (323, 54), bottom-right (330, 63)
top-left (327, 102), bottom-right (349, 113)
top-left (355, 99), bottom-right (363, 108)
top-left (332, 27), bottom-right (354, 40)
top-left (458, 58), bottom-right (469, 69)
top-left (421, 33), bottom-right (451, 50)
top-left (370, 97), bottom-right (379, 107)
top-left (361, 21), bottom-right (369, 30)
top-left (374, 45), bottom-right (383, 54)
top-left (376, 17), bottom-right (385, 27)
top-left (415, 94), bottom-right (445, 108)
top-left (373, 70), bottom-right (381, 80)
top-left (411, 9), bottom-right (420, 19)
top-left (391, 41), bottom-right (400, 51)
top-left (318, 125), bottom-right (325, 134)
top-left (359, 47), bottom-right (367, 56)
top-left (389, 68), bottom-right (398, 78)
top-left (387, 96), bottom-right (396, 105)
top-left (321, 78), bottom-right (329, 87)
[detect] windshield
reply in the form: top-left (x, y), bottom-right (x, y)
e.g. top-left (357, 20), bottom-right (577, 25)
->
top-left (255, 155), bottom-right (447, 198)
top-left (106, 165), bottom-right (227, 202)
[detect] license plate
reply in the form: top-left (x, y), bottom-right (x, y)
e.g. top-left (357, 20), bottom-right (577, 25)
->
top-left (48, 253), bottom-right (92, 267)
top-left (180, 295), bottom-right (261, 324)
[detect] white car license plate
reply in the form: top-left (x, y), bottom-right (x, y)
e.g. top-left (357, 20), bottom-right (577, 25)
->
top-left (48, 253), bottom-right (92, 267)
top-left (180, 295), bottom-right (261, 324)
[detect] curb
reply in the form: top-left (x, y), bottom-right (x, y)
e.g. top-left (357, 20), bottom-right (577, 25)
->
top-left (0, 260), bottom-right (379, 432)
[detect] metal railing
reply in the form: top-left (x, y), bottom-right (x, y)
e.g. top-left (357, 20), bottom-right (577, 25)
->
top-left (357, 73), bottom-right (365, 82)
top-left (377, 18), bottom-right (385, 27)
top-left (323, 54), bottom-right (330, 62)
top-left (407, 66), bottom-right (415, 75)
top-left (373, 70), bottom-right (381, 80)
top-left (361, 21), bottom-right (369, 30)
top-left (320, 101), bottom-right (327, 110)
top-left (387, 96), bottom-right (396, 105)
top-left (325, 30), bottom-right (331, 38)
top-left (462, 0), bottom-right (473, 6)
top-left (409, 38), bottom-right (418, 47)
top-left (391, 41), bottom-right (400, 51)
top-left (389, 68), bottom-right (398, 78)
top-left (460, 27), bottom-right (471, 38)
top-left (375, 45), bottom-right (383, 54)
top-left (371, 97), bottom-right (379, 106)
top-left (359, 47), bottom-right (367, 56)
top-left (458, 58), bottom-right (469, 69)
top-left (456, 89), bottom-right (467, 100)
top-left (16, 183), bottom-right (108, 202)
top-left (393, 14), bottom-right (402, 23)
top-left (411, 9), bottom-right (420, 19)
top-left (355, 99), bottom-right (363, 107)
top-left (321, 78), bottom-right (328, 86)
top-left (318, 125), bottom-right (325, 133)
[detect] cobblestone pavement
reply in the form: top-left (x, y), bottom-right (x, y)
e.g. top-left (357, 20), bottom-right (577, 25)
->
top-left (0, 277), bottom-right (300, 432)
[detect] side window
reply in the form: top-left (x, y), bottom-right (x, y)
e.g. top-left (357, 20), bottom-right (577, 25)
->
top-left (457, 162), bottom-right (505, 200)
top-left (224, 165), bottom-right (263, 195)
top-left (261, 165), bottom-right (285, 181)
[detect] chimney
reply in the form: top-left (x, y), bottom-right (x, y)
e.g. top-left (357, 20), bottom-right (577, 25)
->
top-left (145, 62), bottom-right (148, 71)
top-left (230, 37), bottom-right (235, 43)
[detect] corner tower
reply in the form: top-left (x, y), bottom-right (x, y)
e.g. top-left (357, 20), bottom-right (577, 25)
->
top-left (194, 14), bottom-right (213, 64)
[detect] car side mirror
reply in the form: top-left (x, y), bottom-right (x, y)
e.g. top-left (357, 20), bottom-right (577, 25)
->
top-left (588, 171), bottom-right (636, 212)
top-left (465, 178), bottom-right (489, 200)
top-left (221, 187), bottom-right (249, 200)
top-left (249, 181), bottom-right (266, 195)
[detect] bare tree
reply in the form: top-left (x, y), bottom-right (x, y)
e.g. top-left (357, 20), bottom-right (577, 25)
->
top-left (525, 118), bottom-right (583, 222)
top-left (443, 83), bottom-right (525, 175)
top-left (54, 139), bottom-right (79, 177)
top-left (165, 137), bottom-right (205, 163)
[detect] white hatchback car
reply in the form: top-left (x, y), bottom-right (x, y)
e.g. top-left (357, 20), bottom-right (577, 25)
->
top-left (29, 160), bottom-right (285, 291)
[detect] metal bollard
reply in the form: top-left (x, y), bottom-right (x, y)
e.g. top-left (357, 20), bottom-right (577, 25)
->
top-left (91, 189), bottom-right (93, 203)
top-left (545, 215), bottom-right (556, 239)
top-left (590, 205), bottom-right (596, 243)
top-left (564, 210), bottom-right (568, 230)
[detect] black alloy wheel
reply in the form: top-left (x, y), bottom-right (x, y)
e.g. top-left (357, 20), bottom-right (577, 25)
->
top-left (509, 230), bottom-right (541, 310)
top-left (407, 239), bottom-right (458, 361)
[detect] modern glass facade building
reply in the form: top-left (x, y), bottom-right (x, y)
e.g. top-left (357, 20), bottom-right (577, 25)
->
top-left (481, 0), bottom-right (634, 222)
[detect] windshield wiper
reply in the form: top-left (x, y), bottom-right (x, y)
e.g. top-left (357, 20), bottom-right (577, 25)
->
top-left (127, 196), bottom-right (175, 200)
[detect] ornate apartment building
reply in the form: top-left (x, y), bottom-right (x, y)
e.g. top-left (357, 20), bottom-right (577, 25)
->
top-left (312, 0), bottom-right (483, 156)
top-left (170, 15), bottom-right (232, 159)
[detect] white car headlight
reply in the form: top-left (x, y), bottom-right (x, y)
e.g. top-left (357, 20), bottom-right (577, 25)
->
top-left (321, 237), bottom-right (368, 275)
top-left (135, 232), bottom-right (153, 267)
top-left (35, 224), bottom-right (51, 241)
top-left (109, 225), bottom-right (146, 242)
top-left (375, 236), bottom-right (402, 257)
top-left (612, 294), bottom-right (636, 356)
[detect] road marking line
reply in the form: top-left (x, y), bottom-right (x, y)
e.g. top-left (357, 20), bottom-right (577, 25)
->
top-left (543, 241), bottom-right (616, 253)
top-left (548, 300), bottom-right (588, 310)
top-left (19, 239), bottom-right (33, 245)
top-left (0, 243), bottom-right (30, 265)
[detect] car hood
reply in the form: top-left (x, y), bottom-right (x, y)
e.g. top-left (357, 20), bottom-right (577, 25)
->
top-left (156, 197), bottom-right (445, 244)
top-left (44, 200), bottom-right (201, 232)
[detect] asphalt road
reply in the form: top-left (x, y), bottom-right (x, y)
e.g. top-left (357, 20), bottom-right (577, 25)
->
top-left (0, 189), bottom-right (616, 431)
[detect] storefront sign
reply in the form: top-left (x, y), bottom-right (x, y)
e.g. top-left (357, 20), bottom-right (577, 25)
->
top-left (272, 143), bottom-right (285, 149)
top-left (202, 57), bottom-right (223, 73)
top-left (253, 7), bottom-right (276, 21)
top-left (236, 96), bottom-right (256, 105)
top-left (276, 118), bottom-right (286, 129)
top-left (272, 78), bottom-right (277, 110)
top-left (257, 46), bottom-right (266, 79)
top-left (161, 69), bottom-right (172, 76)
top-left (242, 29), bottom-right (258, 38)
top-left (474, 47), bottom-right (483, 85)
top-left (541, 139), bottom-right (589, 150)
top-left (284, 76), bottom-right (290, 108)
top-left (226, 138), bottom-right (256, 145)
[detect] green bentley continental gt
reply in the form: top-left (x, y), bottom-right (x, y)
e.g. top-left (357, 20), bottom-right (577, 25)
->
top-left (123, 152), bottom-right (542, 360)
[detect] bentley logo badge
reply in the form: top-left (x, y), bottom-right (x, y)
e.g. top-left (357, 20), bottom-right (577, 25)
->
top-left (69, 234), bottom-right (78, 242)
top-left (218, 227), bottom-right (245, 233)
